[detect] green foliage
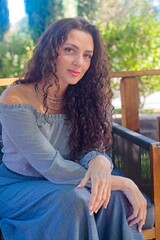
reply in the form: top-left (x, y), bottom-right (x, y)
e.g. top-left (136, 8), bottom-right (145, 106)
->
top-left (24, 0), bottom-right (64, 43)
top-left (0, 0), bottom-right (9, 40)
top-left (0, 32), bottom-right (34, 78)
top-left (102, 17), bottom-right (160, 72)
top-left (141, 153), bottom-right (151, 183)
top-left (100, 8), bottom-right (160, 97)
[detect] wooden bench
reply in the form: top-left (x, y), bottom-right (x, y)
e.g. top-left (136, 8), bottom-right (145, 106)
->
top-left (0, 78), bottom-right (160, 239)
top-left (0, 124), bottom-right (159, 239)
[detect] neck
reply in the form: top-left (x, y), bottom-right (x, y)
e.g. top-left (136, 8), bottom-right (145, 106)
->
top-left (34, 82), bottom-right (64, 111)
top-left (37, 81), bottom-right (67, 98)
top-left (35, 83), bottom-right (62, 100)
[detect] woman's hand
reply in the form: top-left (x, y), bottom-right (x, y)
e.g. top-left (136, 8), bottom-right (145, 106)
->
top-left (77, 155), bottom-right (112, 215)
top-left (122, 179), bottom-right (147, 232)
top-left (111, 176), bottom-right (147, 232)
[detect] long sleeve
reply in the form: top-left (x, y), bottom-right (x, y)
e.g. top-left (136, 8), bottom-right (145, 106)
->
top-left (0, 104), bottom-right (88, 185)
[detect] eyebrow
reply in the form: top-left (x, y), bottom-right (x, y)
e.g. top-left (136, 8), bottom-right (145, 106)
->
top-left (64, 43), bottom-right (93, 53)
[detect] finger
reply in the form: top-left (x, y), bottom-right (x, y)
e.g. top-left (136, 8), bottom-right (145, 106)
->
top-left (138, 220), bottom-right (145, 232)
top-left (89, 180), bottom-right (99, 214)
top-left (94, 199), bottom-right (105, 213)
top-left (128, 196), bottom-right (147, 223)
top-left (94, 180), bottom-right (111, 213)
top-left (129, 209), bottom-right (142, 226)
top-left (92, 182), bottom-right (106, 213)
top-left (129, 205), bottom-right (146, 229)
top-left (138, 206), bottom-right (147, 232)
top-left (129, 212), bottom-right (145, 232)
top-left (103, 192), bottom-right (111, 209)
top-left (127, 209), bottom-right (139, 222)
top-left (103, 183), bottom-right (111, 209)
top-left (77, 170), bottom-right (90, 188)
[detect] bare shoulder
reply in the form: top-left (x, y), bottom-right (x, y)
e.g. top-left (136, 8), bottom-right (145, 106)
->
top-left (0, 84), bottom-right (34, 104)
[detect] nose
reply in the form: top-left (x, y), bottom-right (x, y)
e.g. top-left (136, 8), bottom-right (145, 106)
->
top-left (72, 54), bottom-right (83, 67)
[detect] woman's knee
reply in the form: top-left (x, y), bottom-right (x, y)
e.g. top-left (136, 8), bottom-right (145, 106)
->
top-left (107, 191), bottom-right (133, 219)
top-left (70, 187), bottom-right (90, 208)
top-left (109, 191), bottom-right (154, 230)
top-left (58, 187), bottom-right (91, 220)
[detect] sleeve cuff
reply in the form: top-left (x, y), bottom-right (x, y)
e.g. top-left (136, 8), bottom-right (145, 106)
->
top-left (80, 150), bottom-right (113, 170)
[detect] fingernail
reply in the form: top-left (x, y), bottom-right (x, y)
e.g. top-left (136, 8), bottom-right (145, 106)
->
top-left (90, 211), bottom-right (93, 216)
top-left (139, 229), bottom-right (141, 233)
top-left (89, 205), bottom-right (93, 210)
top-left (95, 210), bottom-right (98, 213)
top-left (77, 184), bottom-right (81, 188)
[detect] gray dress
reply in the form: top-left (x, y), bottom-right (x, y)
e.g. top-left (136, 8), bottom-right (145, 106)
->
top-left (0, 104), bottom-right (153, 240)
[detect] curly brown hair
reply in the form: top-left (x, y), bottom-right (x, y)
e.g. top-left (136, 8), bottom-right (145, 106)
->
top-left (15, 17), bottom-right (113, 160)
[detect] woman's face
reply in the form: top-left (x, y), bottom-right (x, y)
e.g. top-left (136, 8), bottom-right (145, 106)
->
top-left (56, 29), bottom-right (94, 91)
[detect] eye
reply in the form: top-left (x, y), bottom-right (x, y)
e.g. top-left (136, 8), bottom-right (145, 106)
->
top-left (64, 47), bottom-right (75, 54)
top-left (84, 53), bottom-right (93, 61)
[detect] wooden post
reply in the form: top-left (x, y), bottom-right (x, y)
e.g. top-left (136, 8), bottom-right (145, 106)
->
top-left (157, 117), bottom-right (160, 141)
top-left (120, 77), bottom-right (140, 132)
top-left (150, 143), bottom-right (160, 240)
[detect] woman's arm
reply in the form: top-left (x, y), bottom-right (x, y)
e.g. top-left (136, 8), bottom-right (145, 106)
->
top-left (111, 175), bottom-right (147, 232)
top-left (0, 104), bottom-right (88, 185)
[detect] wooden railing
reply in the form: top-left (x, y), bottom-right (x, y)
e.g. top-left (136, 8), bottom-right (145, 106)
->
top-left (1, 69), bottom-right (160, 133)
top-left (109, 69), bottom-right (160, 132)
top-left (0, 78), bottom-right (17, 87)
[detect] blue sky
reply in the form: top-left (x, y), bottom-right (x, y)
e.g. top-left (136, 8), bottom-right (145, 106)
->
top-left (8, 0), bottom-right (26, 23)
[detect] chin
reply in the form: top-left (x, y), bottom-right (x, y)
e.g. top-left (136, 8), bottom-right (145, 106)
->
top-left (68, 79), bottom-right (81, 85)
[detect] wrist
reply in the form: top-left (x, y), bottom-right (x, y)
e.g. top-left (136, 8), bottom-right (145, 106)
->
top-left (111, 175), bottom-right (136, 192)
top-left (89, 155), bottom-right (111, 167)
top-left (122, 178), bottom-right (137, 192)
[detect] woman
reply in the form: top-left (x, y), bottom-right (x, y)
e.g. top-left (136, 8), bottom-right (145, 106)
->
top-left (0, 17), bottom-right (154, 240)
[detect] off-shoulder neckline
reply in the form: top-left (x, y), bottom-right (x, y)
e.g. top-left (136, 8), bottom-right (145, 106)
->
top-left (0, 103), bottom-right (66, 119)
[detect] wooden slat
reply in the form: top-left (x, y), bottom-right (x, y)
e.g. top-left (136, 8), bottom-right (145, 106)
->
top-left (143, 228), bottom-right (155, 239)
top-left (0, 78), bottom-right (17, 86)
top-left (109, 69), bottom-right (160, 78)
top-left (120, 77), bottom-right (140, 132)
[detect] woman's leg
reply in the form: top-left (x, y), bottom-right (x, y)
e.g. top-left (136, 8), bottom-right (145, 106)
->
top-left (0, 176), bottom-right (99, 240)
top-left (0, 164), bottom-right (154, 240)
top-left (95, 191), bottom-right (145, 240)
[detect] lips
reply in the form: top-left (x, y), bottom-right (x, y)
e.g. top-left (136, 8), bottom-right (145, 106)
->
top-left (68, 69), bottom-right (81, 77)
